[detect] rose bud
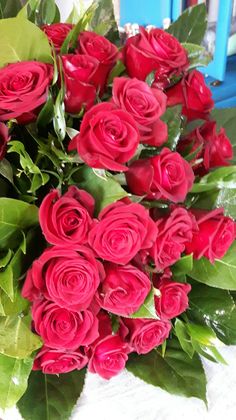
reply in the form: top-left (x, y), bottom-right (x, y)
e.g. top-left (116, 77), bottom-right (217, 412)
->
top-left (88, 200), bottom-right (157, 265)
top-left (33, 346), bottom-right (88, 374)
top-left (39, 186), bottom-right (95, 247)
top-left (61, 54), bottom-right (100, 114)
top-left (22, 246), bottom-right (104, 312)
top-left (41, 23), bottom-right (73, 52)
top-left (0, 122), bottom-right (10, 160)
top-left (0, 61), bottom-right (53, 124)
top-left (97, 263), bottom-right (151, 316)
top-left (32, 299), bottom-right (99, 350)
top-left (68, 102), bottom-right (139, 172)
top-left (88, 334), bottom-right (129, 379)
top-left (112, 76), bottom-right (167, 146)
top-left (126, 148), bottom-right (194, 202)
top-left (119, 317), bottom-right (171, 354)
top-left (123, 27), bottom-right (188, 86)
top-left (166, 70), bottom-right (214, 121)
top-left (150, 207), bottom-right (197, 271)
top-left (185, 208), bottom-right (236, 263)
top-left (77, 31), bottom-right (118, 93)
top-left (153, 271), bottom-right (191, 319)
top-left (177, 120), bottom-right (233, 175)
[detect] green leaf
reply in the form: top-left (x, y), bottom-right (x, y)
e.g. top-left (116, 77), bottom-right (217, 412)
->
top-left (18, 368), bottom-right (86, 420)
top-left (0, 354), bottom-right (33, 409)
top-left (191, 166), bottom-right (236, 193)
top-left (211, 107), bottom-right (236, 161)
top-left (145, 71), bottom-right (156, 87)
top-left (72, 165), bottom-right (128, 214)
top-left (0, 288), bottom-right (29, 316)
top-left (167, 3), bottom-right (207, 45)
top-left (161, 105), bottom-right (182, 150)
top-left (129, 288), bottom-right (158, 319)
top-left (108, 60), bottom-right (126, 84)
top-left (174, 319), bottom-right (194, 358)
top-left (37, 92), bottom-right (54, 127)
top-left (53, 88), bottom-right (66, 142)
top-left (190, 241), bottom-right (236, 290)
top-left (0, 17), bottom-right (52, 67)
top-left (182, 43), bottom-right (211, 69)
top-left (38, 0), bottom-right (56, 24)
top-left (0, 0), bottom-right (25, 18)
top-left (127, 338), bottom-right (207, 404)
top-left (90, 0), bottom-right (119, 41)
top-left (0, 249), bottom-right (12, 268)
top-left (66, 4), bottom-right (80, 24)
top-left (188, 283), bottom-right (236, 345)
top-left (0, 264), bottom-right (14, 301)
top-left (0, 198), bottom-right (38, 250)
top-left (187, 323), bottom-right (219, 347)
top-left (172, 254), bottom-right (193, 277)
top-left (0, 158), bottom-right (14, 184)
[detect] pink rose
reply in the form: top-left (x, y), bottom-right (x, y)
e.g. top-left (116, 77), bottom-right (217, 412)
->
top-left (39, 186), bottom-right (95, 247)
top-left (41, 23), bottom-right (73, 52)
top-left (112, 76), bottom-right (167, 146)
top-left (97, 263), bottom-right (151, 316)
top-left (119, 317), bottom-right (171, 354)
top-left (126, 148), bottom-right (194, 202)
top-left (68, 102), bottom-right (140, 172)
top-left (22, 246), bottom-right (104, 311)
top-left (88, 200), bottom-right (157, 265)
top-left (33, 346), bottom-right (88, 374)
top-left (32, 299), bottom-right (99, 350)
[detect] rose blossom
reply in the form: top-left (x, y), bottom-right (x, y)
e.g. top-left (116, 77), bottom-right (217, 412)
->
top-left (97, 263), bottom-right (151, 316)
top-left (68, 102), bottom-right (139, 172)
top-left (61, 53), bottom-right (100, 113)
top-left (185, 208), bottom-right (236, 263)
top-left (22, 246), bottom-right (104, 311)
top-left (153, 270), bottom-right (191, 319)
top-left (33, 346), bottom-right (88, 374)
top-left (39, 186), bottom-right (95, 247)
top-left (32, 299), bottom-right (99, 350)
top-left (41, 23), bottom-right (73, 52)
top-left (177, 120), bottom-right (233, 175)
top-left (150, 207), bottom-right (197, 270)
top-left (88, 334), bottom-right (129, 379)
top-left (126, 148), bottom-right (194, 202)
top-left (0, 61), bottom-right (53, 124)
top-left (0, 122), bottom-right (10, 160)
top-left (166, 70), bottom-right (214, 121)
top-left (119, 317), bottom-right (171, 354)
top-left (88, 200), bottom-right (157, 265)
top-left (123, 27), bottom-right (188, 85)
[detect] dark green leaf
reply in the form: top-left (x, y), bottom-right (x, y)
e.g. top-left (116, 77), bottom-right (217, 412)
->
top-left (0, 158), bottom-right (14, 184)
top-left (182, 43), bottom-right (211, 69)
top-left (167, 4), bottom-right (207, 45)
top-left (90, 0), bottom-right (119, 41)
top-left (129, 288), bottom-right (158, 319)
top-left (39, 0), bottom-right (56, 24)
top-left (0, 354), bottom-right (33, 409)
top-left (174, 319), bottom-right (194, 358)
top-left (127, 338), bottom-right (207, 404)
top-left (37, 92), bottom-right (54, 127)
top-left (18, 369), bottom-right (86, 420)
top-left (161, 105), bottom-right (182, 150)
top-left (108, 60), bottom-right (126, 84)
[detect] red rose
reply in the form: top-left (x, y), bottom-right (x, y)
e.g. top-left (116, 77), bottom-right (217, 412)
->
top-left (39, 186), bottom-right (95, 247)
top-left (68, 103), bottom-right (139, 171)
top-left (77, 31), bottom-right (118, 92)
top-left (185, 208), bottom-right (236, 263)
top-left (33, 346), bottom-right (88, 374)
top-left (0, 122), bottom-right (10, 160)
top-left (32, 299), bottom-right (99, 350)
top-left (123, 27), bottom-right (188, 85)
top-left (0, 61), bottom-right (53, 124)
top-left (119, 317), bottom-right (171, 354)
top-left (150, 207), bottom-right (197, 270)
top-left (178, 121), bottom-right (233, 175)
top-left (112, 76), bottom-right (167, 146)
top-left (41, 23), bottom-right (73, 52)
top-left (97, 263), bottom-right (151, 316)
top-left (61, 54), bottom-right (100, 114)
top-left (126, 148), bottom-right (194, 202)
top-left (22, 246), bottom-right (104, 311)
top-left (88, 200), bottom-right (157, 265)
top-left (166, 70), bottom-right (214, 121)
top-left (153, 271), bottom-right (191, 319)
top-left (88, 334), bottom-right (129, 379)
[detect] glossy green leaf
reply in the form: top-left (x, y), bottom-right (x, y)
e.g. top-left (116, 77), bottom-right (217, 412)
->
top-left (18, 369), bottom-right (86, 420)
top-left (0, 17), bottom-right (52, 67)
top-left (73, 165), bottom-right (128, 214)
top-left (161, 105), bottom-right (182, 150)
top-left (127, 339), bottom-right (207, 403)
top-left (190, 242), bottom-right (236, 290)
top-left (129, 288), bottom-right (158, 319)
top-left (0, 288), bottom-right (29, 316)
top-left (0, 354), bottom-right (33, 409)
top-left (174, 319), bottom-right (194, 358)
top-left (0, 315), bottom-right (42, 359)
top-left (0, 264), bottom-right (14, 301)
top-left (0, 158), bottom-right (14, 184)
top-left (187, 323), bottom-right (219, 346)
top-left (37, 92), bottom-right (54, 127)
top-left (191, 166), bottom-right (236, 193)
top-left (182, 42), bottom-right (211, 68)
top-left (172, 254), bottom-right (193, 277)
top-left (0, 249), bottom-right (12, 268)
top-left (167, 3), bottom-right (207, 45)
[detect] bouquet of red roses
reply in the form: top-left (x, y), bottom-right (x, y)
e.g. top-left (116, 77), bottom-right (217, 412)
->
top-left (0, 1), bottom-right (236, 418)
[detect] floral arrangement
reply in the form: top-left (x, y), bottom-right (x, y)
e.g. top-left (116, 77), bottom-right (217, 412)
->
top-left (0, 1), bottom-right (236, 419)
